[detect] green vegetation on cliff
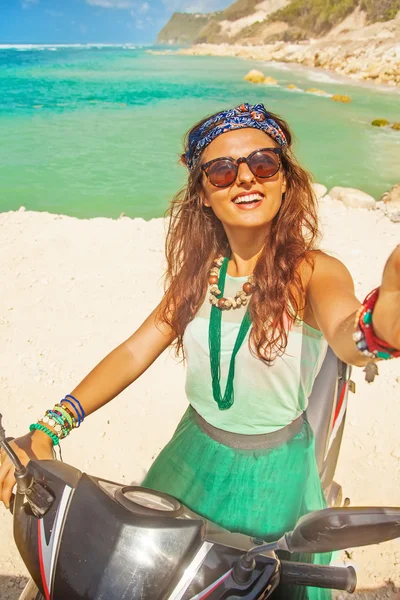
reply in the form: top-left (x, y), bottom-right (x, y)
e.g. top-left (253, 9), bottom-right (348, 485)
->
top-left (222, 0), bottom-right (263, 21)
top-left (157, 12), bottom-right (221, 44)
top-left (269, 0), bottom-right (400, 35)
top-left (361, 0), bottom-right (400, 21)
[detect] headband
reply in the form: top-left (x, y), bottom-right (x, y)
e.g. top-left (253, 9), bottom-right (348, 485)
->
top-left (186, 103), bottom-right (288, 171)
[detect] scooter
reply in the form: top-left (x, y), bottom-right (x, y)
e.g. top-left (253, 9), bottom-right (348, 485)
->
top-left (1, 347), bottom-right (399, 599)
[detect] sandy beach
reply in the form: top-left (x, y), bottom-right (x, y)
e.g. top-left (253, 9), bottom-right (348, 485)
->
top-left (0, 200), bottom-right (399, 599)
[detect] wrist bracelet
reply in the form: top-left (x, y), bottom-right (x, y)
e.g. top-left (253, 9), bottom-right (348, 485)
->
top-left (29, 423), bottom-right (59, 446)
top-left (54, 405), bottom-right (75, 429)
top-left (64, 394), bottom-right (85, 421)
top-left (353, 287), bottom-right (400, 360)
top-left (62, 398), bottom-right (82, 426)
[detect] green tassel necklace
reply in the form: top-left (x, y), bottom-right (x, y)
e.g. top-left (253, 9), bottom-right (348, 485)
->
top-left (208, 256), bottom-right (252, 411)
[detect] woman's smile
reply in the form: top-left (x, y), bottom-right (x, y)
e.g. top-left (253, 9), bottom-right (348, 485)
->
top-left (231, 191), bottom-right (265, 209)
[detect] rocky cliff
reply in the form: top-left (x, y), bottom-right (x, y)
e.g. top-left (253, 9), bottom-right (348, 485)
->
top-left (157, 12), bottom-right (221, 45)
top-left (158, 0), bottom-right (400, 45)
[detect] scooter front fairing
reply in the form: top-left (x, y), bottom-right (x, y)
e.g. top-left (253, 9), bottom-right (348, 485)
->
top-left (14, 459), bottom-right (279, 600)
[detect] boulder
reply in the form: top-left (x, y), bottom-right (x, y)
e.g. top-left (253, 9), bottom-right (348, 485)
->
top-left (380, 183), bottom-right (400, 207)
top-left (287, 84), bottom-right (299, 89)
top-left (331, 94), bottom-right (352, 103)
top-left (312, 183), bottom-right (328, 200)
top-left (391, 122), bottom-right (400, 131)
top-left (264, 76), bottom-right (278, 85)
top-left (244, 69), bottom-right (265, 84)
top-left (328, 186), bottom-right (376, 209)
top-left (371, 119), bottom-right (389, 127)
top-left (306, 87), bottom-right (329, 96)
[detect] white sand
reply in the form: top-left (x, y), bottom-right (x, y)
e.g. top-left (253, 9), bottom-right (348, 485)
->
top-left (0, 202), bottom-right (399, 599)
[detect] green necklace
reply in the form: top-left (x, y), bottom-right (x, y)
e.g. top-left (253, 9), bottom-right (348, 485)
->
top-left (208, 257), bottom-right (252, 411)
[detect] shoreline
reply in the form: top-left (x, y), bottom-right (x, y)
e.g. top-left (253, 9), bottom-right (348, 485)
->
top-left (163, 34), bottom-right (400, 91)
top-left (0, 204), bottom-right (399, 599)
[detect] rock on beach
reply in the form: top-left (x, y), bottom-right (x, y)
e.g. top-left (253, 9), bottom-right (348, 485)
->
top-left (328, 186), bottom-right (377, 210)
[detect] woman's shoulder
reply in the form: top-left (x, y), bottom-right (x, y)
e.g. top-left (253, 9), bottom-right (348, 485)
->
top-left (300, 250), bottom-right (350, 290)
top-left (299, 251), bottom-right (353, 330)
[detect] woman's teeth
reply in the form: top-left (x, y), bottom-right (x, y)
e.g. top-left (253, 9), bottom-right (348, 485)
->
top-left (233, 193), bottom-right (263, 204)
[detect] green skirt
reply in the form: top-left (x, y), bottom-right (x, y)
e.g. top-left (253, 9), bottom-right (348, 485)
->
top-left (142, 407), bottom-right (331, 600)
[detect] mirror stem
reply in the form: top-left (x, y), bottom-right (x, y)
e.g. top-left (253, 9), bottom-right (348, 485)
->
top-left (231, 540), bottom-right (282, 584)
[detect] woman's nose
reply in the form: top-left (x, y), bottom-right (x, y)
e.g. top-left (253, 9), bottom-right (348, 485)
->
top-left (236, 160), bottom-right (255, 184)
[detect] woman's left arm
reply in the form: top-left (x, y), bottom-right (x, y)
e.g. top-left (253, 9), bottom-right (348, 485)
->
top-left (307, 246), bottom-right (400, 367)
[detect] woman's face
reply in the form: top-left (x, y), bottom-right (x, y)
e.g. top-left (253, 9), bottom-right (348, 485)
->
top-left (199, 128), bottom-right (286, 233)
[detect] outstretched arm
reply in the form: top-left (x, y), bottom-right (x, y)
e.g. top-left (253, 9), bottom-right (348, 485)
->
top-left (306, 246), bottom-right (400, 366)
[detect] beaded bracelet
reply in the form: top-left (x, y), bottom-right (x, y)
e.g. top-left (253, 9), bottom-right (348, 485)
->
top-left (54, 405), bottom-right (75, 429)
top-left (56, 402), bottom-right (78, 428)
top-left (50, 410), bottom-right (72, 432)
top-left (64, 394), bottom-right (85, 421)
top-left (29, 423), bottom-right (60, 446)
top-left (45, 411), bottom-right (70, 439)
top-left (62, 397), bottom-right (82, 426)
top-left (40, 415), bottom-right (65, 439)
top-left (353, 287), bottom-right (400, 360)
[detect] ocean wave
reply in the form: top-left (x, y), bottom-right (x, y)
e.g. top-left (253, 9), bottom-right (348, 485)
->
top-left (263, 61), bottom-right (291, 71)
top-left (0, 43), bottom-right (142, 52)
top-left (304, 70), bottom-right (342, 84)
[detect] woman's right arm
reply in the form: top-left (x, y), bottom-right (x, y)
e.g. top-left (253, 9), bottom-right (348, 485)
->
top-left (0, 304), bottom-right (176, 508)
top-left (66, 304), bottom-right (176, 416)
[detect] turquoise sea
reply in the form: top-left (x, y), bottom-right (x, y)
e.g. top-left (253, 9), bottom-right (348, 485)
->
top-left (0, 44), bottom-right (399, 219)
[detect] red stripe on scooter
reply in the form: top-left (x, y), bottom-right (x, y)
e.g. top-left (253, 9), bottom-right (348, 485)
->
top-left (37, 520), bottom-right (51, 600)
top-left (333, 381), bottom-right (347, 425)
top-left (197, 570), bottom-right (232, 599)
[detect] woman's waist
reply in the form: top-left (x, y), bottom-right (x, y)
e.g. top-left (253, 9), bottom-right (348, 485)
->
top-left (191, 405), bottom-right (305, 450)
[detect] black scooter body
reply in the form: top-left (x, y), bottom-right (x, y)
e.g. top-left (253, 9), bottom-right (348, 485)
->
top-left (14, 460), bottom-right (279, 600)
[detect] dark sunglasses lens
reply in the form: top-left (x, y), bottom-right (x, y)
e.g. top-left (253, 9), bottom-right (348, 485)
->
top-left (250, 151), bottom-right (280, 178)
top-left (207, 160), bottom-right (237, 187)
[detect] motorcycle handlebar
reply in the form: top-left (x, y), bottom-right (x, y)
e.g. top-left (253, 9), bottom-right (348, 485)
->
top-left (280, 561), bottom-right (357, 592)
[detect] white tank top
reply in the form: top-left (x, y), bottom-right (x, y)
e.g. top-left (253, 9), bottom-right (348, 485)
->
top-left (183, 274), bottom-right (328, 435)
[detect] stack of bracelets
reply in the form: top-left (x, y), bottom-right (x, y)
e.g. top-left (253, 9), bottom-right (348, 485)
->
top-left (353, 287), bottom-right (400, 360)
top-left (29, 394), bottom-right (85, 447)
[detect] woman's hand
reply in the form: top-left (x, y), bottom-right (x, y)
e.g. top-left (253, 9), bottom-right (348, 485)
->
top-left (0, 431), bottom-right (54, 509)
top-left (372, 245), bottom-right (400, 351)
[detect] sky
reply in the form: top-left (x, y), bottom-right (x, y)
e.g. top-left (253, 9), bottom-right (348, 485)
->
top-left (0, 0), bottom-right (233, 44)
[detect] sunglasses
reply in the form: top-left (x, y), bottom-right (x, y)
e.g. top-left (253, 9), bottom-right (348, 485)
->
top-left (201, 147), bottom-right (283, 188)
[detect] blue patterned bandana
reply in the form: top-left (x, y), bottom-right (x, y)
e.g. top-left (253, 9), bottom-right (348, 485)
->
top-left (186, 103), bottom-right (288, 171)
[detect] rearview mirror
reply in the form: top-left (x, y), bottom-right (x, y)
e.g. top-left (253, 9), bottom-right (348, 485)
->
top-left (282, 507), bottom-right (400, 554)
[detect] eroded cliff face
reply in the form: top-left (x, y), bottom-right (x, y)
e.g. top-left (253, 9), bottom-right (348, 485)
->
top-left (157, 0), bottom-right (291, 45)
top-left (156, 12), bottom-right (221, 45)
top-left (157, 0), bottom-right (400, 46)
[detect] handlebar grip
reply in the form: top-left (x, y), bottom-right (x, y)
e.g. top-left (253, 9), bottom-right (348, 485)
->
top-left (280, 561), bottom-right (357, 592)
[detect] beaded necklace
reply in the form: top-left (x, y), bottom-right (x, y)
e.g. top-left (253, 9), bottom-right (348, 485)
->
top-left (208, 257), bottom-right (252, 410)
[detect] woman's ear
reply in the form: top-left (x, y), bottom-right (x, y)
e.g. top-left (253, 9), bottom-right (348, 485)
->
top-left (281, 176), bottom-right (287, 195)
top-left (202, 194), bottom-right (212, 208)
top-left (199, 182), bottom-right (212, 208)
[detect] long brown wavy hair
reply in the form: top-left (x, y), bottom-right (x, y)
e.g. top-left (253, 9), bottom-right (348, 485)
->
top-left (159, 108), bottom-right (320, 363)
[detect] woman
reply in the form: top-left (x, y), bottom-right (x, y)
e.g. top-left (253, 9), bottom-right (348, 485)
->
top-left (1, 103), bottom-right (399, 599)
